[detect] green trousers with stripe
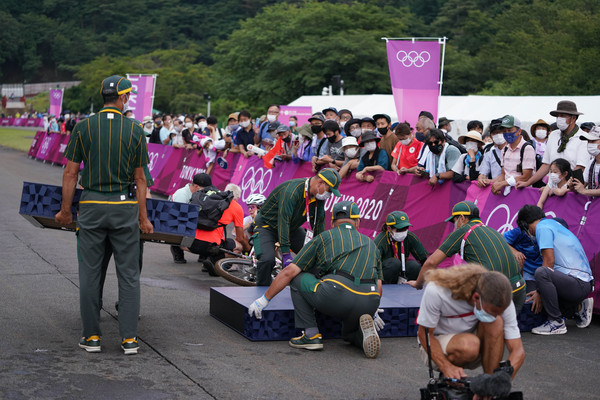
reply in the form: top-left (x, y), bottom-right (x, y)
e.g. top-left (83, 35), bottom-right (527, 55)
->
top-left (290, 272), bottom-right (380, 348)
top-left (77, 190), bottom-right (140, 339)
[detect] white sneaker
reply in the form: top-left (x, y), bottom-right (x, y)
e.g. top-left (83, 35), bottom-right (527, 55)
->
top-left (531, 319), bottom-right (567, 335)
top-left (360, 314), bottom-right (380, 359)
top-left (575, 298), bottom-right (594, 329)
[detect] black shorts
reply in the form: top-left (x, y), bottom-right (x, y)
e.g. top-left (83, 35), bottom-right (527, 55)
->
top-left (189, 238), bottom-right (236, 256)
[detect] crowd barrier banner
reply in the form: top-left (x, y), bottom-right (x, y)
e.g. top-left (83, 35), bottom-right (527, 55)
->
top-left (49, 134), bottom-right (70, 165)
top-left (1, 117), bottom-right (11, 126)
top-left (386, 39), bottom-right (441, 130)
top-left (1, 117), bottom-right (44, 127)
top-left (35, 132), bottom-right (61, 161)
top-left (28, 131), bottom-right (45, 158)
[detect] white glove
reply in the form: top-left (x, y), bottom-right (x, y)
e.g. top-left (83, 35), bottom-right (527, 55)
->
top-left (373, 308), bottom-right (385, 331)
top-left (248, 295), bottom-right (270, 319)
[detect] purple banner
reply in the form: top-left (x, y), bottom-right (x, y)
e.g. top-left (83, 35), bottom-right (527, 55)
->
top-left (28, 131), bottom-right (45, 158)
top-left (49, 134), bottom-right (71, 165)
top-left (386, 40), bottom-right (441, 129)
top-left (1, 118), bottom-right (10, 126)
top-left (212, 152), bottom-right (242, 190)
top-left (13, 118), bottom-right (24, 126)
top-left (126, 75), bottom-right (155, 123)
top-left (164, 150), bottom-right (210, 195)
top-left (279, 106), bottom-right (312, 126)
top-left (35, 132), bottom-right (61, 161)
top-left (147, 143), bottom-right (175, 186)
top-left (49, 89), bottom-right (64, 117)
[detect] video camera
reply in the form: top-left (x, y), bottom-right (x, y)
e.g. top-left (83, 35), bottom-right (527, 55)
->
top-left (420, 333), bottom-right (523, 399)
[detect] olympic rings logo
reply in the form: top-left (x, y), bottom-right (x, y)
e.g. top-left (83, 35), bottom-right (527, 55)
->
top-left (241, 166), bottom-right (272, 201)
top-left (485, 204), bottom-right (517, 234)
top-left (148, 152), bottom-right (159, 171)
top-left (395, 51), bottom-right (431, 68)
top-left (52, 91), bottom-right (62, 99)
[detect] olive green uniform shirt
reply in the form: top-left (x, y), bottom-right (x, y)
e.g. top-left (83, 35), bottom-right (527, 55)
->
top-left (293, 222), bottom-right (383, 281)
top-left (64, 106), bottom-right (149, 192)
top-left (373, 231), bottom-right (429, 264)
top-left (257, 177), bottom-right (325, 253)
top-left (438, 219), bottom-right (521, 280)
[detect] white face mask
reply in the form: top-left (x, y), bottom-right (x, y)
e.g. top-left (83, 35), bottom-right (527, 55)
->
top-left (345, 148), bottom-right (358, 158)
top-left (199, 121), bottom-right (208, 130)
top-left (240, 120), bottom-right (250, 128)
top-left (556, 117), bottom-right (569, 131)
top-left (492, 134), bottom-right (506, 145)
top-left (143, 123), bottom-right (153, 133)
top-left (185, 122), bottom-right (193, 129)
top-left (174, 125), bottom-right (182, 133)
top-left (267, 114), bottom-right (277, 123)
top-left (121, 95), bottom-right (129, 112)
top-left (64, 114), bottom-right (70, 119)
top-left (392, 231), bottom-right (407, 242)
top-left (364, 141), bottom-right (377, 152)
top-left (350, 128), bottom-right (362, 138)
top-left (535, 129), bottom-right (547, 140)
top-left (548, 172), bottom-right (560, 185)
top-left (400, 138), bottom-right (412, 146)
top-left (340, 121), bottom-right (346, 129)
top-left (586, 142), bottom-right (600, 157)
top-left (465, 142), bottom-right (479, 152)
top-left (315, 187), bottom-right (332, 200)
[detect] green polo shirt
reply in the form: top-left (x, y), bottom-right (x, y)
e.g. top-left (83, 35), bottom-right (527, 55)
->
top-left (293, 222), bottom-right (383, 281)
top-left (438, 219), bottom-right (520, 280)
top-left (64, 106), bottom-right (149, 192)
top-left (373, 231), bottom-right (428, 264)
top-left (257, 177), bottom-right (325, 253)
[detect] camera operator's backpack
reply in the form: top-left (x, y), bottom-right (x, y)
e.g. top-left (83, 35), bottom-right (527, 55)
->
top-left (190, 187), bottom-right (233, 231)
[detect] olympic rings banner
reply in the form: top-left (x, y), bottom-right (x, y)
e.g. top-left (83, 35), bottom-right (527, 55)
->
top-left (386, 40), bottom-right (441, 129)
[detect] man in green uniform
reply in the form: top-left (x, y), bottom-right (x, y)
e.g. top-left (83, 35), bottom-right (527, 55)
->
top-left (254, 168), bottom-right (342, 286)
top-left (374, 211), bottom-right (428, 284)
top-left (407, 201), bottom-right (526, 312)
top-left (55, 75), bottom-right (153, 355)
top-left (248, 201), bottom-right (384, 358)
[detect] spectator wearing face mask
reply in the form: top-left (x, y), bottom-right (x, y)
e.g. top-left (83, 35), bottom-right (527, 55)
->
top-left (415, 113), bottom-right (435, 142)
top-left (313, 120), bottom-right (345, 171)
top-left (416, 129), bottom-right (461, 186)
top-left (159, 114), bottom-right (173, 145)
top-left (338, 109), bottom-right (353, 133)
top-left (171, 119), bottom-right (186, 148)
top-left (356, 131), bottom-right (389, 182)
top-left (391, 122), bottom-right (423, 175)
top-left (452, 131), bottom-right (485, 182)
top-left (48, 114), bottom-right (59, 133)
top-left (294, 123), bottom-right (314, 162)
top-left (339, 136), bottom-right (360, 178)
top-left (322, 107), bottom-right (339, 123)
top-left (530, 119), bottom-right (550, 159)
top-left (360, 117), bottom-right (377, 136)
top-left (572, 126), bottom-right (600, 197)
top-left (345, 118), bottom-right (363, 141)
top-left (537, 158), bottom-right (572, 209)
top-left (181, 116), bottom-right (198, 149)
top-left (233, 110), bottom-right (257, 158)
top-left (288, 116), bottom-right (299, 135)
top-left (309, 113), bottom-right (328, 172)
top-left (374, 211), bottom-right (427, 284)
top-left (148, 115), bottom-right (163, 144)
top-left (258, 104), bottom-right (281, 142)
top-left (142, 116), bottom-right (154, 143)
top-left (374, 113), bottom-right (398, 162)
top-left (478, 119), bottom-right (506, 187)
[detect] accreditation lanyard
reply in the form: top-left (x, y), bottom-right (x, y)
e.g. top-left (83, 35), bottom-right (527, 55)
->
top-left (304, 178), bottom-right (317, 244)
top-left (390, 233), bottom-right (406, 274)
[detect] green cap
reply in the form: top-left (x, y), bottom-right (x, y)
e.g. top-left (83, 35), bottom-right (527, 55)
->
top-left (332, 201), bottom-right (360, 220)
top-left (318, 168), bottom-right (341, 197)
top-left (101, 75), bottom-right (137, 96)
top-left (445, 201), bottom-right (479, 222)
top-left (385, 211), bottom-right (412, 229)
top-left (500, 115), bottom-right (520, 129)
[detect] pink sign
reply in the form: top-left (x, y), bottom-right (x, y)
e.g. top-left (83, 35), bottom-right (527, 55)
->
top-left (28, 131), bottom-right (46, 158)
top-left (35, 132), bottom-right (61, 161)
top-left (49, 89), bottom-right (64, 117)
top-left (279, 106), bottom-right (312, 127)
top-left (386, 40), bottom-right (441, 129)
top-left (126, 74), bottom-right (156, 122)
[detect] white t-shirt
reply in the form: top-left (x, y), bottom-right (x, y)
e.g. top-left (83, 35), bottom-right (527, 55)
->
top-left (542, 128), bottom-right (591, 169)
top-left (416, 282), bottom-right (520, 340)
top-left (583, 161), bottom-right (600, 187)
top-left (170, 184), bottom-right (193, 203)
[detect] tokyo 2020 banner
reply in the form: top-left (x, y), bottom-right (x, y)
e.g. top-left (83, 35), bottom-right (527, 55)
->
top-left (126, 74), bottom-right (156, 123)
top-left (386, 40), bottom-right (441, 129)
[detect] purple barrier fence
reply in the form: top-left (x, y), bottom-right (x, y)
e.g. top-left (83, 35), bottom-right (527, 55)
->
top-left (1, 117), bottom-right (43, 127)
top-left (27, 131), bottom-right (45, 158)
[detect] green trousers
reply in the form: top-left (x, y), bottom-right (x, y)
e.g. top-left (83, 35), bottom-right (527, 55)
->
top-left (77, 190), bottom-right (140, 339)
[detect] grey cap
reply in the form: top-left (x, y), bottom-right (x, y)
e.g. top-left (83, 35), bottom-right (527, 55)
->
top-left (276, 124), bottom-right (290, 134)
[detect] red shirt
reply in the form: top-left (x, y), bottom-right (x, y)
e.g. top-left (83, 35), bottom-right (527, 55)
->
top-left (391, 139), bottom-right (423, 169)
top-left (195, 200), bottom-right (244, 244)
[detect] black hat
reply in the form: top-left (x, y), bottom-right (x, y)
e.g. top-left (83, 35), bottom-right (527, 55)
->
top-left (419, 110), bottom-right (434, 121)
top-left (438, 117), bottom-right (453, 127)
top-left (322, 107), bottom-right (338, 116)
top-left (361, 117), bottom-right (376, 126)
top-left (489, 118), bottom-right (503, 133)
top-left (338, 109), bottom-right (353, 118)
top-left (268, 122), bottom-right (280, 131)
top-left (580, 122), bottom-right (596, 131)
top-left (373, 113), bottom-right (391, 123)
top-left (358, 130), bottom-right (380, 146)
top-left (193, 173), bottom-right (212, 187)
top-left (344, 118), bottom-right (362, 135)
top-left (308, 112), bottom-right (325, 123)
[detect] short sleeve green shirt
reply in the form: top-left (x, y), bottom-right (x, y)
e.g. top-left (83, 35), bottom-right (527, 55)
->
top-left (373, 231), bottom-right (429, 264)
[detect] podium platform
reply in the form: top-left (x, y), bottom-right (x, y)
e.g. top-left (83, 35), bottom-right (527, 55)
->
top-left (19, 181), bottom-right (199, 246)
top-left (210, 285), bottom-right (546, 341)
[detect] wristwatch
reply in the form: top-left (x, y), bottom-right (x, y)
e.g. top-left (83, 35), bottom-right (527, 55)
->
top-left (435, 173), bottom-right (440, 179)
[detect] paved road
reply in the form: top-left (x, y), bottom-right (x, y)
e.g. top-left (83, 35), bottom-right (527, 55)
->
top-left (1, 145), bottom-right (598, 399)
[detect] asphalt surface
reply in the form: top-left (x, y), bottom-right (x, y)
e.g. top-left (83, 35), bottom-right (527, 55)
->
top-left (1, 145), bottom-right (599, 400)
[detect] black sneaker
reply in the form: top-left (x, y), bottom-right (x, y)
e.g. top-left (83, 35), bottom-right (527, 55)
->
top-left (289, 333), bottom-right (323, 350)
top-left (121, 337), bottom-right (139, 355)
top-left (170, 246), bottom-right (187, 264)
top-left (79, 335), bottom-right (101, 353)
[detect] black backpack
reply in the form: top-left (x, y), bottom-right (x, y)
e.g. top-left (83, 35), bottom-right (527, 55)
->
top-left (149, 127), bottom-right (162, 144)
top-left (190, 187), bottom-right (233, 231)
top-left (502, 141), bottom-right (537, 173)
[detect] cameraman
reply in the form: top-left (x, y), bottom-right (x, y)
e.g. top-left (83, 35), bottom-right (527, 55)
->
top-left (417, 264), bottom-right (524, 380)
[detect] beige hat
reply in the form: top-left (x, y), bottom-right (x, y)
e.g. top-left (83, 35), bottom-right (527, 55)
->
top-left (458, 130), bottom-right (484, 145)
top-left (142, 115), bottom-right (153, 124)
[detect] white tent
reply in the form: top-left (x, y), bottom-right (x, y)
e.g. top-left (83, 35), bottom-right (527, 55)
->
top-left (288, 94), bottom-right (600, 137)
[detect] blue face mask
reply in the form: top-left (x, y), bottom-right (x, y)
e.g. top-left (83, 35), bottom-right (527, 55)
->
top-left (503, 129), bottom-right (519, 144)
top-left (415, 131), bottom-right (425, 142)
top-left (473, 297), bottom-right (496, 323)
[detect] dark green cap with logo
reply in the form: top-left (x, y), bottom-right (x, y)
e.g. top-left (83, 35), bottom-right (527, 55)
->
top-left (386, 211), bottom-right (412, 229)
top-left (445, 201), bottom-right (479, 222)
top-left (101, 75), bottom-right (137, 96)
top-left (318, 168), bottom-right (341, 197)
top-left (332, 201), bottom-right (360, 220)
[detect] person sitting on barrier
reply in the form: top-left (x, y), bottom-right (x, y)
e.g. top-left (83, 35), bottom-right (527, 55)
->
top-left (477, 119), bottom-right (506, 187)
top-left (408, 201), bottom-right (526, 313)
top-left (243, 193), bottom-right (266, 241)
top-left (248, 201), bottom-right (383, 358)
top-left (415, 129), bottom-right (461, 187)
top-left (169, 173), bottom-right (213, 264)
top-left (338, 136), bottom-right (361, 178)
top-left (374, 211), bottom-right (427, 284)
top-left (253, 168), bottom-right (342, 286)
top-left (390, 122), bottom-right (423, 175)
top-left (452, 130), bottom-right (485, 182)
top-left (416, 264), bottom-right (524, 380)
top-left (537, 158), bottom-right (571, 209)
top-left (516, 205), bottom-right (594, 335)
top-left (234, 110), bottom-right (258, 158)
top-left (356, 131), bottom-right (389, 182)
top-left (572, 125), bottom-right (600, 197)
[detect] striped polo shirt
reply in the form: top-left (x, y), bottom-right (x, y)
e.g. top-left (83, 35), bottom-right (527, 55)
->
top-left (373, 230), bottom-right (429, 264)
top-left (63, 106), bottom-right (149, 192)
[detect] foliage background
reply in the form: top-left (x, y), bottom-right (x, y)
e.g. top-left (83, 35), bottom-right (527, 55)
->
top-left (2, 0), bottom-right (599, 116)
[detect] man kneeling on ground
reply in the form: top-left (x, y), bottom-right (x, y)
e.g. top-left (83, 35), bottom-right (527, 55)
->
top-left (417, 264), bottom-right (525, 380)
